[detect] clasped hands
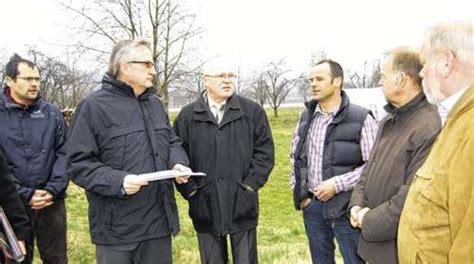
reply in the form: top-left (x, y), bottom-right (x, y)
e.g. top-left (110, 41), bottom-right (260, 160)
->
top-left (122, 164), bottom-right (192, 195)
top-left (349, 205), bottom-right (370, 228)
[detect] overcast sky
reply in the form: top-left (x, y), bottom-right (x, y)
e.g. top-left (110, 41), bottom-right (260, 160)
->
top-left (1, 0), bottom-right (473, 75)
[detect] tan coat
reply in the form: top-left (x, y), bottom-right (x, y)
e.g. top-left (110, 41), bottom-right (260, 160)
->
top-left (398, 84), bottom-right (474, 263)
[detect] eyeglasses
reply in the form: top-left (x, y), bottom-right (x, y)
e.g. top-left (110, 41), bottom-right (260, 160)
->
top-left (16, 77), bottom-right (41, 83)
top-left (127, 61), bottom-right (155, 69)
top-left (204, 73), bottom-right (238, 79)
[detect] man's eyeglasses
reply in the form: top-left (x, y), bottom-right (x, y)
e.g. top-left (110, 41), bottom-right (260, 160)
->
top-left (16, 77), bottom-right (40, 83)
top-left (127, 61), bottom-right (155, 69)
top-left (204, 73), bottom-right (238, 80)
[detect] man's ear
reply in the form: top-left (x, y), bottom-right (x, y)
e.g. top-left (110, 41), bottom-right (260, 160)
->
top-left (119, 63), bottom-right (130, 77)
top-left (4, 76), bottom-right (14, 88)
top-left (396, 72), bottom-right (406, 87)
top-left (333, 77), bottom-right (342, 88)
top-left (441, 50), bottom-right (457, 77)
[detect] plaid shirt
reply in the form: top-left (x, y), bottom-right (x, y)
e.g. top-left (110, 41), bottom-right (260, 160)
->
top-left (290, 103), bottom-right (378, 193)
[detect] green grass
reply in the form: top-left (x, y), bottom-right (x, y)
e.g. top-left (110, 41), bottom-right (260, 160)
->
top-left (37, 107), bottom-right (344, 263)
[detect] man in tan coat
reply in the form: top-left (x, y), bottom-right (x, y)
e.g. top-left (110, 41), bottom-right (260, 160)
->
top-left (398, 21), bottom-right (474, 263)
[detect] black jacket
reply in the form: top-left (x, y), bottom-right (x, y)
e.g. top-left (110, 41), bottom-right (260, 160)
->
top-left (0, 88), bottom-right (68, 204)
top-left (66, 74), bottom-right (189, 245)
top-left (293, 91), bottom-right (370, 219)
top-left (173, 93), bottom-right (274, 235)
top-left (0, 148), bottom-right (31, 242)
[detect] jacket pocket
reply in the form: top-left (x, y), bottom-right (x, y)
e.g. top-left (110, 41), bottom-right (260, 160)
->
top-left (189, 186), bottom-right (213, 223)
top-left (233, 182), bottom-right (258, 221)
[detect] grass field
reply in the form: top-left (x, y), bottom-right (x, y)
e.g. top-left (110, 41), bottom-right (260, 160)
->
top-left (41, 107), bottom-right (344, 263)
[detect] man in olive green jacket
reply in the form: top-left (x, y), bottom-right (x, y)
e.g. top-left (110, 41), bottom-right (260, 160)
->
top-left (398, 21), bottom-right (474, 263)
top-left (350, 48), bottom-right (441, 264)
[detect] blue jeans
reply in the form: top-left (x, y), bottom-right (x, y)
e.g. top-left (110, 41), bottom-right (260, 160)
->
top-left (303, 199), bottom-right (362, 264)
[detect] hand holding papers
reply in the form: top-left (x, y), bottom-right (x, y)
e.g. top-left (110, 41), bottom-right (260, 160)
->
top-left (123, 175), bottom-right (149, 195)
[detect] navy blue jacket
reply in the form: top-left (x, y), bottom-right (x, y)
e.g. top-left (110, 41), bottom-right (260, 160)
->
top-left (0, 88), bottom-right (68, 203)
top-left (0, 147), bottom-right (31, 242)
top-left (66, 74), bottom-right (189, 245)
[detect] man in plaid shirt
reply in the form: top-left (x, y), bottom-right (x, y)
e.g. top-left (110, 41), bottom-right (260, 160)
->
top-left (290, 59), bottom-right (378, 264)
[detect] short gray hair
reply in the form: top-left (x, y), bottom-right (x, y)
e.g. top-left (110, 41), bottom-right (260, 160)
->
top-left (426, 21), bottom-right (474, 65)
top-left (108, 39), bottom-right (152, 77)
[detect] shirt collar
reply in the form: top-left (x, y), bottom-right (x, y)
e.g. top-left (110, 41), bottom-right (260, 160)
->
top-left (314, 101), bottom-right (341, 117)
top-left (206, 92), bottom-right (226, 111)
top-left (438, 85), bottom-right (470, 124)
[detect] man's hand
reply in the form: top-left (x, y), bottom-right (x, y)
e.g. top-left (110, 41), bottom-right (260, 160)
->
top-left (314, 179), bottom-right (336, 202)
top-left (172, 164), bottom-right (192, 184)
top-left (1, 240), bottom-right (26, 260)
top-left (123, 175), bottom-right (149, 195)
top-left (18, 240), bottom-right (26, 256)
top-left (350, 206), bottom-right (362, 228)
top-left (356, 207), bottom-right (371, 228)
top-left (29, 190), bottom-right (54, 210)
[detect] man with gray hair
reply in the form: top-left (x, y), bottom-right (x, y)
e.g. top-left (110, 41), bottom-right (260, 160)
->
top-left (349, 47), bottom-right (441, 264)
top-left (173, 63), bottom-right (274, 263)
top-left (66, 39), bottom-right (191, 264)
top-left (398, 21), bottom-right (474, 263)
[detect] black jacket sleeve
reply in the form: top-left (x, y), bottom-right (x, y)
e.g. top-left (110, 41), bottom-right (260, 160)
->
top-left (66, 101), bottom-right (127, 198)
top-left (166, 113), bottom-right (189, 169)
top-left (242, 106), bottom-right (275, 191)
top-left (44, 109), bottom-right (69, 198)
top-left (0, 149), bottom-right (31, 242)
top-left (172, 110), bottom-right (198, 199)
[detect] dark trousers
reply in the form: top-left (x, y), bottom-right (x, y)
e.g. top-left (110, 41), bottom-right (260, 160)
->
top-left (303, 199), bottom-right (363, 264)
top-left (197, 229), bottom-right (257, 264)
top-left (96, 236), bottom-right (172, 264)
top-left (22, 198), bottom-right (67, 264)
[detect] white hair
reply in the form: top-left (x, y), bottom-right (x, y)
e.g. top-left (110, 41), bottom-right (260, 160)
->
top-left (426, 21), bottom-right (474, 65)
top-left (108, 39), bottom-right (152, 77)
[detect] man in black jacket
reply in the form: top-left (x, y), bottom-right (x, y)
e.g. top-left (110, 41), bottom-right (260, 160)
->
top-left (173, 66), bottom-right (275, 264)
top-left (290, 60), bottom-right (378, 263)
top-left (0, 148), bottom-right (29, 263)
top-left (0, 55), bottom-right (68, 264)
top-left (66, 39), bottom-right (190, 264)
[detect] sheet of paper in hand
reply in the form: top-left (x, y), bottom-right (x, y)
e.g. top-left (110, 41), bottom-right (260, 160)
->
top-left (136, 170), bottom-right (206, 182)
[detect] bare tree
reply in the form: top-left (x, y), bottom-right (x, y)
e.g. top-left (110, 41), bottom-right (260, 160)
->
top-left (240, 72), bottom-right (268, 107)
top-left (28, 48), bottom-right (98, 109)
top-left (59, 0), bottom-right (200, 109)
top-left (348, 60), bottom-right (381, 88)
top-left (0, 48), bottom-right (10, 88)
top-left (294, 74), bottom-right (311, 102)
top-left (261, 59), bottom-right (294, 117)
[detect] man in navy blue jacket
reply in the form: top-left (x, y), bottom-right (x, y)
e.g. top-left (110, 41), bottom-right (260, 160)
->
top-left (66, 39), bottom-right (190, 264)
top-left (0, 55), bottom-right (68, 264)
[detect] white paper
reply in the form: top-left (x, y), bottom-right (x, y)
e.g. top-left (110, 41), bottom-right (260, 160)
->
top-left (136, 170), bottom-right (206, 182)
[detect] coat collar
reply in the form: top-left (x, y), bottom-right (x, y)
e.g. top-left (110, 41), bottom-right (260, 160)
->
top-left (102, 73), bottom-right (154, 101)
top-left (446, 82), bottom-right (474, 123)
top-left (1, 87), bottom-right (42, 111)
top-left (193, 91), bottom-right (242, 126)
top-left (384, 92), bottom-right (427, 115)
